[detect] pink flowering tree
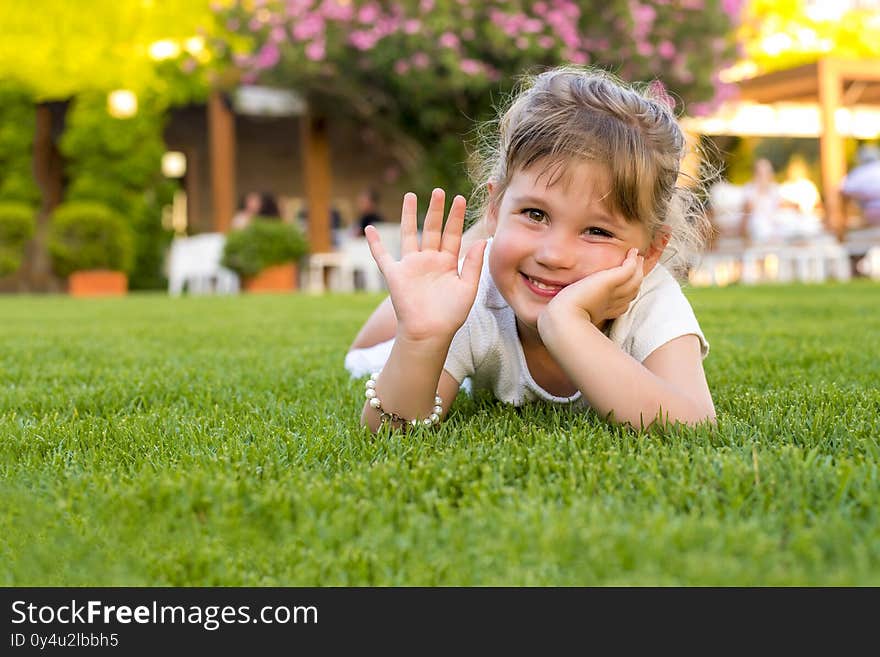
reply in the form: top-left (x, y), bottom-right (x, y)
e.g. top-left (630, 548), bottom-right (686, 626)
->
top-left (208, 0), bottom-right (743, 192)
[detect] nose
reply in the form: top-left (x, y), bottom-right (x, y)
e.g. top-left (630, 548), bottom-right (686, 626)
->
top-left (533, 228), bottom-right (576, 271)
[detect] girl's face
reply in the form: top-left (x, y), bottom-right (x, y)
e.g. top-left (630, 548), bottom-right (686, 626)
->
top-left (485, 159), bottom-right (664, 336)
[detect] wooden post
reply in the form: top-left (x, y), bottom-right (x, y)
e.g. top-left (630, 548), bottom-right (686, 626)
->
top-left (300, 114), bottom-right (332, 254)
top-left (183, 146), bottom-right (200, 233)
top-left (208, 91), bottom-right (236, 233)
top-left (817, 59), bottom-right (846, 241)
top-left (26, 103), bottom-right (64, 291)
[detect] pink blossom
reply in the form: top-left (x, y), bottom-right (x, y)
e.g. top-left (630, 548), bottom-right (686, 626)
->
top-left (636, 41), bottom-right (653, 56)
top-left (270, 26), bottom-right (286, 43)
top-left (657, 40), bottom-right (676, 59)
top-left (568, 51), bottom-right (588, 65)
top-left (411, 52), bottom-right (430, 69)
top-left (460, 59), bottom-right (482, 75)
top-left (538, 36), bottom-right (555, 49)
top-left (321, 1), bottom-right (354, 21)
top-left (523, 18), bottom-right (542, 34)
top-left (403, 19), bottom-right (421, 34)
top-left (348, 30), bottom-right (378, 51)
top-left (358, 3), bottom-right (379, 23)
top-left (648, 80), bottom-right (675, 110)
top-left (439, 32), bottom-right (459, 49)
top-left (462, 27), bottom-right (475, 40)
top-left (721, 0), bottom-right (745, 19)
top-left (255, 43), bottom-right (280, 69)
top-left (533, 2), bottom-right (548, 15)
top-left (394, 59), bottom-right (410, 74)
top-left (292, 16), bottom-right (324, 41)
top-left (305, 39), bottom-right (326, 61)
top-left (420, 0), bottom-right (434, 11)
top-left (516, 37), bottom-right (529, 49)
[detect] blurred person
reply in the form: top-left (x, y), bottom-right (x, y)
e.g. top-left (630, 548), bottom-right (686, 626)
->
top-left (231, 191), bottom-right (261, 230)
top-left (841, 145), bottom-right (880, 227)
top-left (352, 187), bottom-right (385, 237)
top-left (777, 157), bottom-right (824, 241)
top-left (740, 158), bottom-right (782, 244)
top-left (297, 203), bottom-right (344, 247)
top-left (257, 191), bottom-right (281, 219)
top-left (778, 156), bottom-right (821, 218)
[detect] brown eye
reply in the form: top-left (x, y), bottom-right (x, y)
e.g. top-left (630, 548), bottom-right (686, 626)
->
top-left (524, 209), bottom-right (547, 223)
top-left (585, 227), bottom-right (613, 238)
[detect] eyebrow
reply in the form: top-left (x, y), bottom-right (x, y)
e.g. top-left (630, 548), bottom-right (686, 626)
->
top-left (509, 194), bottom-right (623, 227)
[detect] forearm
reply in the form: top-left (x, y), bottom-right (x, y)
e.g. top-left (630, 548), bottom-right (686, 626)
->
top-left (360, 334), bottom-right (451, 433)
top-left (538, 308), bottom-right (713, 428)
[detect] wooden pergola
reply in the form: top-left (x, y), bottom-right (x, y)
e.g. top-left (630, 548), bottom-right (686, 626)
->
top-left (736, 57), bottom-right (880, 240)
top-left (208, 90), bottom-right (334, 253)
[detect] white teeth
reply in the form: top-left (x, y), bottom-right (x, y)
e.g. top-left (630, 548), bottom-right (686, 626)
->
top-left (527, 276), bottom-right (561, 291)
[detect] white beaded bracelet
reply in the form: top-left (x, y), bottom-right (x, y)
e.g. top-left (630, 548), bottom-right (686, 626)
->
top-left (365, 371), bottom-right (443, 428)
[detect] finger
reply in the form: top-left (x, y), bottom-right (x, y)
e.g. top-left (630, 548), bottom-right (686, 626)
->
top-left (460, 239), bottom-right (487, 290)
top-left (440, 194), bottom-right (466, 256)
top-left (599, 248), bottom-right (638, 287)
top-left (364, 224), bottom-right (394, 274)
top-left (400, 192), bottom-right (419, 255)
top-left (421, 188), bottom-right (445, 251)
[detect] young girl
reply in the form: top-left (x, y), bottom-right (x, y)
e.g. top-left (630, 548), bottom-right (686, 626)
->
top-left (346, 66), bottom-right (716, 432)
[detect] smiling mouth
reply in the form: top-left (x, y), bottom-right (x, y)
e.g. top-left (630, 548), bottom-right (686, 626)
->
top-left (521, 273), bottom-right (567, 297)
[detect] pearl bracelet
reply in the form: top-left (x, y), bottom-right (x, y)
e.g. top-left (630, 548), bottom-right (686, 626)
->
top-left (365, 371), bottom-right (443, 427)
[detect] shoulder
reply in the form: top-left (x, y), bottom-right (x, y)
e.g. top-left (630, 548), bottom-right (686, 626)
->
top-left (608, 265), bottom-right (709, 362)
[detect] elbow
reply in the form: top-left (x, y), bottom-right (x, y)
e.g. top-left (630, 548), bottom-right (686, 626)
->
top-left (668, 402), bottom-right (717, 429)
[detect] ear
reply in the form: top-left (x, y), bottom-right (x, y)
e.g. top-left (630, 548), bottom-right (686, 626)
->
top-left (484, 181), bottom-right (499, 235)
top-left (642, 229), bottom-right (670, 275)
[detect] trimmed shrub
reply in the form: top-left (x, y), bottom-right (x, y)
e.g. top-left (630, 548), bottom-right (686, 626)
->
top-left (221, 218), bottom-right (309, 278)
top-left (48, 202), bottom-right (134, 277)
top-left (0, 202), bottom-right (36, 276)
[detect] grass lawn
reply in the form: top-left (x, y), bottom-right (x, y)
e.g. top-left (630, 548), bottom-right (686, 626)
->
top-left (1, 281), bottom-right (878, 586)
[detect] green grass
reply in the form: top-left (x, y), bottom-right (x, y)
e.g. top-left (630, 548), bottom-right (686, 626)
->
top-left (1, 282), bottom-right (878, 586)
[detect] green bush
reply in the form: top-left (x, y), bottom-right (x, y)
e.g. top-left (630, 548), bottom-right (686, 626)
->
top-left (59, 92), bottom-right (174, 290)
top-left (221, 218), bottom-right (309, 278)
top-left (0, 202), bottom-right (36, 276)
top-left (47, 202), bottom-right (134, 277)
top-left (0, 84), bottom-right (41, 208)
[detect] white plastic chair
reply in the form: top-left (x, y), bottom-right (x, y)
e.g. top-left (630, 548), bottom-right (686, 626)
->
top-left (166, 233), bottom-right (240, 296)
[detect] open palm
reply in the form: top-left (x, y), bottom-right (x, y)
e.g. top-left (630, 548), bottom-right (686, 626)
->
top-left (365, 188), bottom-right (486, 343)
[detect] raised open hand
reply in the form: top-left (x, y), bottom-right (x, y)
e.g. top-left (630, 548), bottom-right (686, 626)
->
top-left (365, 188), bottom-right (487, 343)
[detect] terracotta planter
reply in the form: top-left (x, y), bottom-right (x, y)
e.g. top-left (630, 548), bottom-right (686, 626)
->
top-left (68, 270), bottom-right (128, 297)
top-left (243, 262), bottom-right (298, 293)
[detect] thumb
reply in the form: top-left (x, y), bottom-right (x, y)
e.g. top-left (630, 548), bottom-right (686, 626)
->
top-left (605, 248), bottom-right (639, 283)
top-left (460, 239), bottom-right (487, 289)
top-left (364, 224), bottom-right (392, 274)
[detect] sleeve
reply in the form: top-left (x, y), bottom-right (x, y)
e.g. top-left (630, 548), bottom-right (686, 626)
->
top-left (622, 279), bottom-right (710, 363)
top-left (444, 320), bottom-right (475, 384)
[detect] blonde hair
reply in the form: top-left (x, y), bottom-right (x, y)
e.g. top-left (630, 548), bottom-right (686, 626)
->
top-left (468, 66), bottom-right (712, 277)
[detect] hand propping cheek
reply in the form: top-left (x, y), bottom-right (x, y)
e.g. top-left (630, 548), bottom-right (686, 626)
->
top-left (606, 248), bottom-right (644, 318)
top-left (549, 248), bottom-right (644, 324)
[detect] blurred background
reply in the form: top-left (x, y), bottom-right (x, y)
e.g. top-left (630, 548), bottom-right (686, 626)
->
top-left (1, 0), bottom-right (878, 295)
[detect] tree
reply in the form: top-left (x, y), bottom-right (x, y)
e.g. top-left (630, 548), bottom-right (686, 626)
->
top-left (208, 0), bottom-right (743, 193)
top-left (738, 0), bottom-right (880, 74)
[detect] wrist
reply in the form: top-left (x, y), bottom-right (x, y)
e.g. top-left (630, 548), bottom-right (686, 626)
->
top-left (395, 326), bottom-right (458, 351)
top-left (538, 302), bottom-right (590, 341)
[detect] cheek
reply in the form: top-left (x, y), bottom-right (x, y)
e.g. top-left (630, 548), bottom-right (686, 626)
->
top-left (578, 243), bottom-right (627, 275)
